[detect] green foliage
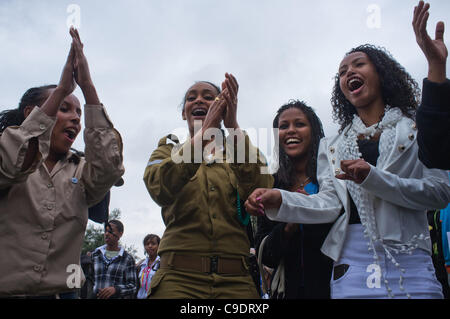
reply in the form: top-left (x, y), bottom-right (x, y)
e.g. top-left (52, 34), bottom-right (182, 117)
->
top-left (82, 208), bottom-right (139, 260)
top-left (82, 224), bottom-right (104, 255)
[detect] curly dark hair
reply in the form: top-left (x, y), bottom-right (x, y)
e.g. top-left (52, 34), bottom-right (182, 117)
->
top-left (331, 44), bottom-right (420, 132)
top-left (273, 100), bottom-right (324, 190)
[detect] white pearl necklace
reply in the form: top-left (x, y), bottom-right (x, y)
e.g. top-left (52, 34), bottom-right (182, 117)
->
top-left (339, 107), bottom-right (429, 299)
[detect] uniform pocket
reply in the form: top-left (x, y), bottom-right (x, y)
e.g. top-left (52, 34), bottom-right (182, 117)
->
top-left (64, 175), bottom-right (85, 203)
top-left (60, 174), bottom-right (88, 226)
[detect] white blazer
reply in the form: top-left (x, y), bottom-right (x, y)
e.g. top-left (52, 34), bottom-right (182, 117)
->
top-left (266, 116), bottom-right (450, 262)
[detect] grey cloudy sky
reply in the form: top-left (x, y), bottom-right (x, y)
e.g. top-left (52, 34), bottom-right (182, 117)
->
top-left (1, 0), bottom-right (449, 259)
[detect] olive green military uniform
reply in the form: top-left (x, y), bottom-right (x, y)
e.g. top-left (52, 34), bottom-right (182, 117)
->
top-left (143, 132), bottom-right (273, 298)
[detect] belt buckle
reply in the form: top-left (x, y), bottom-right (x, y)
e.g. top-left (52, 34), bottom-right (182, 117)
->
top-left (210, 256), bottom-right (219, 274)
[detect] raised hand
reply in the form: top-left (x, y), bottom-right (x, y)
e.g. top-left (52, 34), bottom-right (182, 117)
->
top-left (40, 43), bottom-right (77, 117)
top-left (201, 90), bottom-right (228, 131)
top-left (190, 89), bottom-right (228, 147)
top-left (69, 27), bottom-right (100, 105)
top-left (58, 43), bottom-right (77, 96)
top-left (221, 73), bottom-right (240, 130)
top-left (413, 1), bottom-right (448, 83)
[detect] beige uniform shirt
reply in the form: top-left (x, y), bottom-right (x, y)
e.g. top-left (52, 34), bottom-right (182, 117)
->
top-left (144, 133), bottom-right (273, 259)
top-left (0, 105), bottom-right (124, 296)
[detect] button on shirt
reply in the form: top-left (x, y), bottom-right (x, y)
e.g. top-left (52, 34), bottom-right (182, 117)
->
top-left (0, 105), bottom-right (125, 297)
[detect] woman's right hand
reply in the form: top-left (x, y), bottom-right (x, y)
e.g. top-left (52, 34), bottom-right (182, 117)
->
top-left (41, 41), bottom-right (77, 117)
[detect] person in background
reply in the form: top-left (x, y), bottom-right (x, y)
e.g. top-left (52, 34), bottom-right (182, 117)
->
top-left (254, 100), bottom-right (333, 299)
top-left (441, 189), bottom-right (450, 286)
top-left (136, 234), bottom-right (161, 299)
top-left (0, 28), bottom-right (124, 298)
top-left (91, 220), bottom-right (137, 299)
top-left (413, 1), bottom-right (449, 170)
top-left (414, 2), bottom-right (450, 297)
top-left (427, 207), bottom-right (450, 298)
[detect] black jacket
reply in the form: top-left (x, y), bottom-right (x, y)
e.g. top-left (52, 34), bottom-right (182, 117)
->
top-left (416, 78), bottom-right (450, 170)
top-left (255, 215), bottom-right (333, 299)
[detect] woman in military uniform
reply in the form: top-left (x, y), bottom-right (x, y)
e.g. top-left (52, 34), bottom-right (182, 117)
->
top-left (143, 73), bottom-right (273, 298)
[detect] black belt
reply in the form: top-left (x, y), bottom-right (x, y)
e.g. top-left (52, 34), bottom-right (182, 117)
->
top-left (160, 253), bottom-right (249, 275)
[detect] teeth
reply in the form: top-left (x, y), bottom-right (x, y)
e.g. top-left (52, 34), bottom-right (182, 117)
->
top-left (348, 77), bottom-right (364, 91)
top-left (286, 138), bottom-right (301, 144)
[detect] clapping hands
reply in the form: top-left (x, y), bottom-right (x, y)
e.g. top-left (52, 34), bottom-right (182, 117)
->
top-left (221, 73), bottom-right (239, 130)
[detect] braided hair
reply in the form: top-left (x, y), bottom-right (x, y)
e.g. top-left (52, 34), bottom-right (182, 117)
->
top-left (331, 44), bottom-right (420, 133)
top-left (0, 85), bottom-right (57, 133)
top-left (272, 100), bottom-right (324, 190)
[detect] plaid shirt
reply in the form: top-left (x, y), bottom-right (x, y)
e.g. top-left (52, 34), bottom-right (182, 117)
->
top-left (92, 245), bottom-right (137, 298)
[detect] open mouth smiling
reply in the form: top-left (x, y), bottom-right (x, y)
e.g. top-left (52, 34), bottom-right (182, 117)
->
top-left (347, 76), bottom-right (365, 93)
top-left (191, 107), bottom-right (208, 117)
top-left (285, 137), bottom-right (302, 146)
top-left (63, 127), bottom-right (79, 142)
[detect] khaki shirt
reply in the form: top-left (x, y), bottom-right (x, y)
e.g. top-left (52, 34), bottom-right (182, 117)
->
top-left (143, 132), bottom-right (273, 258)
top-left (0, 105), bottom-right (124, 296)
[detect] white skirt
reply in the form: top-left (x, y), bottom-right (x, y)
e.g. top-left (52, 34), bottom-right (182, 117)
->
top-left (331, 224), bottom-right (443, 299)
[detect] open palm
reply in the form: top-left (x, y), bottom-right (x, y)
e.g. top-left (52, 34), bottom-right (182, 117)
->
top-left (413, 2), bottom-right (448, 66)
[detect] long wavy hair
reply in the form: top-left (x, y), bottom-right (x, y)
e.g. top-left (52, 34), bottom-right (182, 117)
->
top-left (272, 100), bottom-right (324, 190)
top-left (331, 44), bottom-right (420, 133)
top-left (0, 85), bottom-right (56, 133)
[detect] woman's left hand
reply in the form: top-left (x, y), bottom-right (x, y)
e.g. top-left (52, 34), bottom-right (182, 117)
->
top-left (70, 27), bottom-right (101, 104)
top-left (222, 73), bottom-right (239, 130)
top-left (70, 27), bottom-right (93, 89)
top-left (335, 159), bottom-right (371, 184)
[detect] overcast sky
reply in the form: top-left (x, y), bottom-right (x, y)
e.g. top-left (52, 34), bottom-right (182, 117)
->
top-left (1, 0), bottom-right (449, 259)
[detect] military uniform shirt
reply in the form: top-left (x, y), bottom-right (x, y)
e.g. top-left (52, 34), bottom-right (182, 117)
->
top-left (0, 105), bottom-right (124, 296)
top-left (144, 132), bottom-right (273, 258)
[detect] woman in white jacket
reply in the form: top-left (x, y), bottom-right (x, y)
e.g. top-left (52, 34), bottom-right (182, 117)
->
top-left (245, 3), bottom-right (450, 299)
